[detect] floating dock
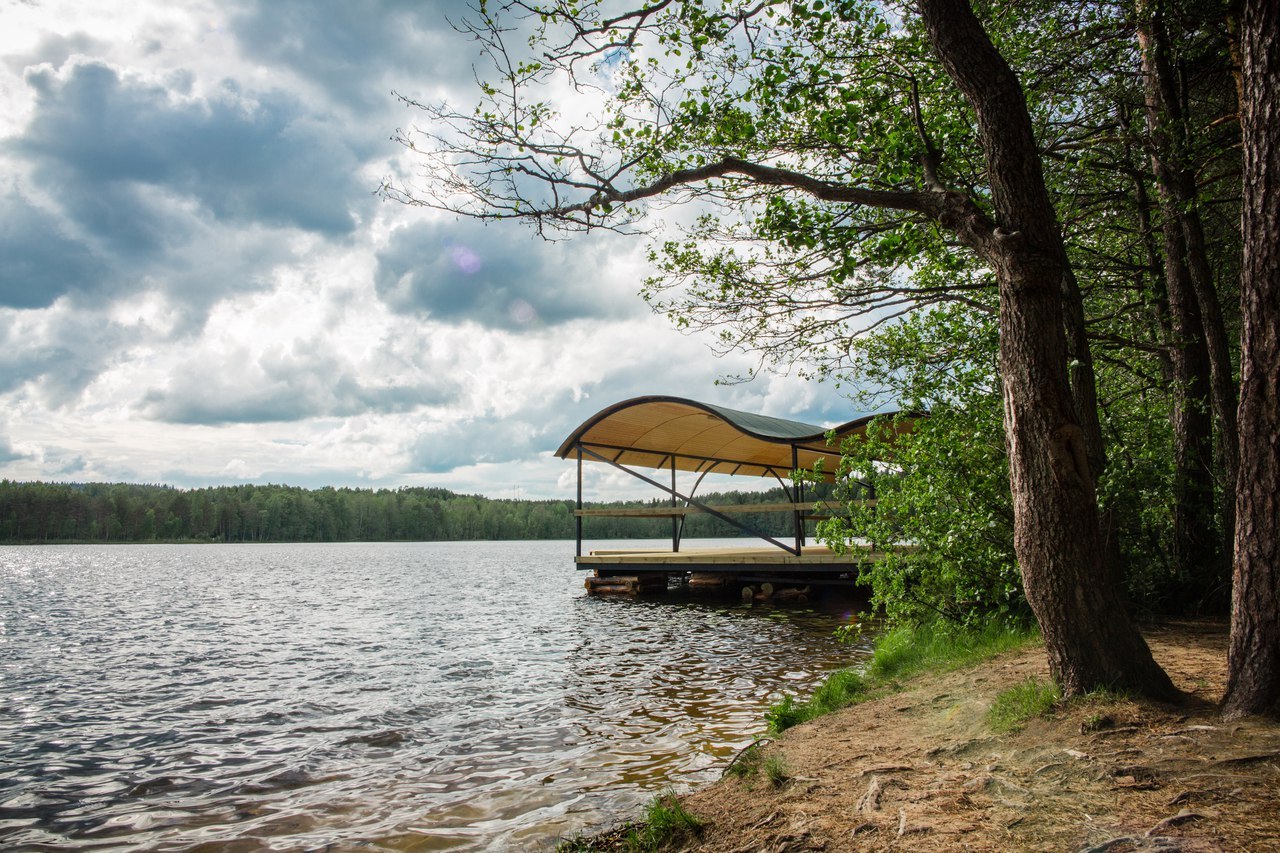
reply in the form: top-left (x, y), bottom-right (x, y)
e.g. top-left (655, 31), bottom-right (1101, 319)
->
top-left (579, 544), bottom-right (884, 594)
top-left (554, 395), bottom-right (916, 595)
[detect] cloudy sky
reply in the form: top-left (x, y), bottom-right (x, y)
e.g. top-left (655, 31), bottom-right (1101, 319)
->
top-left (0, 0), bottom-right (865, 500)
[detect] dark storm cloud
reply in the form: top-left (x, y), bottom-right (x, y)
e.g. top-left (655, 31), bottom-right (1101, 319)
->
top-left (230, 0), bottom-right (483, 108)
top-left (14, 60), bottom-right (368, 244)
top-left (0, 189), bottom-right (103, 309)
top-left (141, 341), bottom-right (461, 425)
top-left (374, 220), bottom-right (639, 329)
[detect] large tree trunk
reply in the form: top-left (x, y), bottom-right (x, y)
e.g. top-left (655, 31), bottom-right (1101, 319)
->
top-left (1061, 265), bottom-right (1128, 595)
top-left (1160, 228), bottom-right (1219, 599)
top-left (918, 0), bottom-right (1177, 699)
top-left (1223, 0), bottom-right (1280, 720)
top-left (1137, 1), bottom-right (1239, 590)
top-left (1137, 7), bottom-right (1222, 598)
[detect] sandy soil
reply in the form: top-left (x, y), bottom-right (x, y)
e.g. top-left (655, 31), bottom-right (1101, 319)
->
top-left (670, 620), bottom-right (1280, 852)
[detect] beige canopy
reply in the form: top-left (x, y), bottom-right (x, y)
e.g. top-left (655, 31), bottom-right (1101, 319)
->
top-left (555, 396), bottom-right (913, 480)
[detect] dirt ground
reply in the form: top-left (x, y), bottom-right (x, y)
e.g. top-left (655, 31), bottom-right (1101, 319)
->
top-left (675, 620), bottom-right (1280, 852)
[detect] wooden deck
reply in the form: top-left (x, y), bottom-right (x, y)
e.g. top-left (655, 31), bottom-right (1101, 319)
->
top-left (578, 543), bottom-right (897, 593)
top-left (577, 544), bottom-right (884, 574)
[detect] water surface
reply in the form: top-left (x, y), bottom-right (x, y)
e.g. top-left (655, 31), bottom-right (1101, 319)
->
top-left (0, 540), bottom-right (871, 850)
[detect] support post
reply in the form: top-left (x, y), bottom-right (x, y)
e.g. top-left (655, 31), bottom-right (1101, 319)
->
top-left (576, 445), bottom-right (583, 558)
top-left (676, 465), bottom-right (716, 551)
top-left (792, 445), bottom-right (804, 555)
top-left (671, 457), bottom-right (679, 553)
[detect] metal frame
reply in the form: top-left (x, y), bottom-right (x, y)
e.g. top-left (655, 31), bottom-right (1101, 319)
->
top-left (576, 446), bottom-right (583, 557)
top-left (574, 442), bottom-right (805, 557)
top-left (674, 464), bottom-right (717, 551)
top-left (571, 440), bottom-right (840, 478)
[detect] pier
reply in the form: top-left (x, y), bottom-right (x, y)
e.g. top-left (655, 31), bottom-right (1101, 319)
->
top-left (555, 396), bottom-right (913, 594)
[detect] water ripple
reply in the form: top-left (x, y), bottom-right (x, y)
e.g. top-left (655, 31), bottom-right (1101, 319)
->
top-left (1, 540), bottom-right (871, 850)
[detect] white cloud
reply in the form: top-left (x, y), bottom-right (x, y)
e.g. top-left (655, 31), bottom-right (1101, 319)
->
top-left (0, 0), bottom-right (862, 498)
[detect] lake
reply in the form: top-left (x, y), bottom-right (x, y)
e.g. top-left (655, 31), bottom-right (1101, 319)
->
top-left (0, 540), bottom-right (872, 851)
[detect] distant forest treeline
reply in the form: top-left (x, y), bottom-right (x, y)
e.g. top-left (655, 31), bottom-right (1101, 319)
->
top-left (0, 480), bottom-right (837, 544)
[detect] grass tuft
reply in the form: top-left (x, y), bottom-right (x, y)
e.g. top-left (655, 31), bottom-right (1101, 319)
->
top-left (763, 754), bottom-right (790, 788)
top-left (621, 791), bottom-right (703, 852)
top-left (1080, 685), bottom-right (1129, 704)
top-left (766, 669), bottom-right (866, 733)
top-left (724, 742), bottom-right (763, 780)
top-left (555, 791), bottom-right (703, 852)
top-left (987, 676), bottom-right (1061, 733)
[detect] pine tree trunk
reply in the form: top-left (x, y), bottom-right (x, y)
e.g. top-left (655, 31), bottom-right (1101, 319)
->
top-left (1137, 1), bottom-right (1239, 589)
top-left (1223, 0), bottom-right (1280, 720)
top-left (1157, 218), bottom-right (1218, 596)
top-left (918, 0), bottom-right (1176, 699)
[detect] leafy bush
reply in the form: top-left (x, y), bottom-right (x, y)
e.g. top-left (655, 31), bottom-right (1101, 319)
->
top-left (816, 303), bottom-right (1194, 621)
top-left (816, 309), bottom-right (1025, 626)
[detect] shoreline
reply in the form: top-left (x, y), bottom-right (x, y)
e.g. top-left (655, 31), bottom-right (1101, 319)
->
top-left (565, 619), bottom-right (1280, 851)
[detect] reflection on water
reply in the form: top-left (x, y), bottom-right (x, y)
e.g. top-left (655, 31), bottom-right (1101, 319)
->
top-left (0, 540), bottom-right (872, 851)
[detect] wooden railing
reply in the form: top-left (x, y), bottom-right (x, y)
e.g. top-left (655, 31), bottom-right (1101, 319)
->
top-left (574, 499), bottom-right (876, 518)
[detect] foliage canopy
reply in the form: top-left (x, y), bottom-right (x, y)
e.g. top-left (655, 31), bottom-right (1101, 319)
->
top-left (386, 0), bottom-right (1242, 651)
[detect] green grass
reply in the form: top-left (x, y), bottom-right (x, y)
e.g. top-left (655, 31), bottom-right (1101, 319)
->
top-left (868, 621), bottom-right (1039, 683)
top-left (766, 620), bottom-right (1040, 734)
top-left (987, 676), bottom-right (1062, 732)
top-left (724, 741), bottom-right (789, 789)
top-left (762, 754), bottom-right (790, 787)
top-left (724, 742), bottom-right (763, 780)
top-left (622, 791), bottom-right (704, 851)
top-left (765, 668), bottom-right (866, 733)
top-left (555, 792), bottom-right (703, 852)
top-left (1079, 685), bottom-right (1129, 704)
top-left (1073, 686), bottom-right (1129, 733)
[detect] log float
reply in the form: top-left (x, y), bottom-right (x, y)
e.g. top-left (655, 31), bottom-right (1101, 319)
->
top-left (583, 573), bottom-right (669, 595)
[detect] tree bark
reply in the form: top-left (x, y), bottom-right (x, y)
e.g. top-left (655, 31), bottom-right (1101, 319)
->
top-left (1137, 1), bottom-right (1239, 589)
top-left (1135, 14), bottom-right (1220, 594)
top-left (917, 0), bottom-right (1176, 699)
top-left (1223, 0), bottom-right (1280, 720)
top-left (1127, 163), bottom-right (1174, 381)
top-left (1160, 222), bottom-right (1219, 597)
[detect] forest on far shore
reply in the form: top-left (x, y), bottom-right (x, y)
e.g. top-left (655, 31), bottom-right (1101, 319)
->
top-left (0, 480), bottom-right (836, 544)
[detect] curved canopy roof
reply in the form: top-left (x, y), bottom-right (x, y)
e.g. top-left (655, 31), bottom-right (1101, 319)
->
top-left (555, 395), bottom-right (913, 480)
